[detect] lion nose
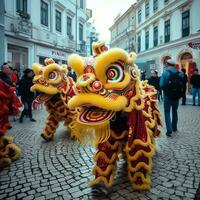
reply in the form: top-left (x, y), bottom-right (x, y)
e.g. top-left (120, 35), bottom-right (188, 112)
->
top-left (92, 81), bottom-right (103, 92)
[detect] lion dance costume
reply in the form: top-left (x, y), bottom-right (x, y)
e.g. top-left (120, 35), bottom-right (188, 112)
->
top-left (31, 58), bottom-right (77, 141)
top-left (67, 41), bottom-right (162, 194)
top-left (0, 79), bottom-right (21, 169)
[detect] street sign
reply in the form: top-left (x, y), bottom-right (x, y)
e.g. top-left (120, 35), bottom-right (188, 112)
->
top-left (188, 42), bottom-right (200, 50)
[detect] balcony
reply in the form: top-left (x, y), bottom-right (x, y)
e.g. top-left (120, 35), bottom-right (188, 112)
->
top-left (11, 16), bottom-right (32, 38)
top-left (126, 25), bottom-right (135, 33)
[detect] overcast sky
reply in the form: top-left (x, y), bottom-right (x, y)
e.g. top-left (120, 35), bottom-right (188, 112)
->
top-left (86, 0), bottom-right (135, 44)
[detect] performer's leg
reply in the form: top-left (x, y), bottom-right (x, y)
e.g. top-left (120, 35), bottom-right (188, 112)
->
top-left (91, 130), bottom-right (126, 195)
top-left (41, 114), bottom-right (59, 141)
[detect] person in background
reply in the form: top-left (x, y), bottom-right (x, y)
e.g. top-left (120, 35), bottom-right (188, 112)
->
top-left (18, 69), bottom-right (36, 123)
top-left (68, 66), bottom-right (77, 82)
top-left (190, 68), bottom-right (200, 106)
top-left (148, 70), bottom-right (161, 101)
top-left (0, 63), bottom-right (17, 128)
top-left (0, 63), bottom-right (15, 87)
top-left (141, 70), bottom-right (147, 81)
top-left (160, 59), bottom-right (183, 137)
top-left (181, 68), bottom-right (188, 105)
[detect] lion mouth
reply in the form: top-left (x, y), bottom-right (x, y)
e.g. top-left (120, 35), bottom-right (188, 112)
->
top-left (68, 93), bottom-right (127, 111)
top-left (34, 93), bottom-right (52, 104)
top-left (78, 106), bottom-right (115, 125)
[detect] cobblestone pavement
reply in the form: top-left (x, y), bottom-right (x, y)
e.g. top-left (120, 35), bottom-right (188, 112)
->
top-left (0, 103), bottom-right (200, 200)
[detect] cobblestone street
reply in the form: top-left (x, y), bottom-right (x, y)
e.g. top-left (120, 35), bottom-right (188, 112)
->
top-left (0, 103), bottom-right (200, 200)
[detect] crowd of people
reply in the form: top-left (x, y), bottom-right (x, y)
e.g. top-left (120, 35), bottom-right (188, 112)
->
top-left (144, 60), bottom-right (200, 137)
top-left (0, 63), bottom-right (36, 130)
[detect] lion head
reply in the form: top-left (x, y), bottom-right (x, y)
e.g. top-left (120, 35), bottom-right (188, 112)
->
top-left (31, 58), bottom-right (74, 104)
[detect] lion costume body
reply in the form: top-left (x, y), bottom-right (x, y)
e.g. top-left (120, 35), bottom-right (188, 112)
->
top-left (31, 59), bottom-right (77, 141)
top-left (67, 42), bottom-right (161, 193)
top-left (0, 79), bottom-right (21, 169)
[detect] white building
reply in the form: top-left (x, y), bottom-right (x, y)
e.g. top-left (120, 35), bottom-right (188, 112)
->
top-left (110, 0), bottom-right (200, 79)
top-left (4, 0), bottom-right (88, 73)
top-left (110, 4), bottom-right (136, 52)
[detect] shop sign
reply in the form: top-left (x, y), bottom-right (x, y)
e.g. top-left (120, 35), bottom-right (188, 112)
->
top-left (51, 50), bottom-right (66, 59)
top-left (37, 46), bottom-right (67, 60)
top-left (188, 42), bottom-right (200, 50)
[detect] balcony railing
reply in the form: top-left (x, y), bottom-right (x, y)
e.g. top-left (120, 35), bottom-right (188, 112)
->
top-left (11, 16), bottom-right (32, 37)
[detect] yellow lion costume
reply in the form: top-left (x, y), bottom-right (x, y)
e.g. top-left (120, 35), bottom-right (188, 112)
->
top-left (31, 58), bottom-right (77, 141)
top-left (67, 41), bottom-right (162, 195)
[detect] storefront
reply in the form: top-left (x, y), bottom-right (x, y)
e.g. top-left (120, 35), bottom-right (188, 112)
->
top-left (36, 46), bottom-right (68, 65)
top-left (7, 44), bottom-right (28, 73)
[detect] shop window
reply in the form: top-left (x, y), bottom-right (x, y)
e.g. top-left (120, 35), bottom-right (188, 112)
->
top-left (41, 0), bottom-right (48, 27)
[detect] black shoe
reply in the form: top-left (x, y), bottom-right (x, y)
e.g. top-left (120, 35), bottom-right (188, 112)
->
top-left (192, 104), bottom-right (196, 106)
top-left (30, 118), bottom-right (36, 122)
top-left (91, 183), bottom-right (110, 197)
top-left (181, 103), bottom-right (186, 105)
top-left (166, 132), bottom-right (172, 137)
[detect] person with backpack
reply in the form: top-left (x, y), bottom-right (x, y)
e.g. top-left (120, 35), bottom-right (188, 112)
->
top-left (160, 59), bottom-right (184, 137)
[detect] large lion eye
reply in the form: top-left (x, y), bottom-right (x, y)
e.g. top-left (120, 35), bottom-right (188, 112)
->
top-left (48, 71), bottom-right (58, 80)
top-left (106, 64), bottom-right (124, 83)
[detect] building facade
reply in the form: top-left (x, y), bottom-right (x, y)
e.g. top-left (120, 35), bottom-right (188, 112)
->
top-left (4, 0), bottom-right (88, 73)
top-left (110, 0), bottom-right (200, 79)
top-left (110, 4), bottom-right (136, 52)
top-left (0, 0), bottom-right (5, 65)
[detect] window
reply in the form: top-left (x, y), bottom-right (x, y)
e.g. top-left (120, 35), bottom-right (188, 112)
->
top-left (138, 10), bottom-right (141, 24)
top-left (41, 0), bottom-right (48, 26)
top-left (182, 10), bottom-right (190, 37)
top-left (153, 0), bottom-right (158, 12)
top-left (16, 0), bottom-right (27, 13)
top-left (153, 26), bottom-right (158, 47)
top-left (55, 10), bottom-right (62, 32)
top-left (164, 19), bottom-right (170, 43)
top-left (145, 31), bottom-right (149, 50)
top-left (145, 2), bottom-right (149, 18)
top-left (137, 35), bottom-right (141, 53)
top-left (164, 0), bottom-right (169, 4)
top-left (79, 23), bottom-right (83, 41)
top-left (80, 0), bottom-right (84, 9)
top-left (67, 16), bottom-right (72, 36)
